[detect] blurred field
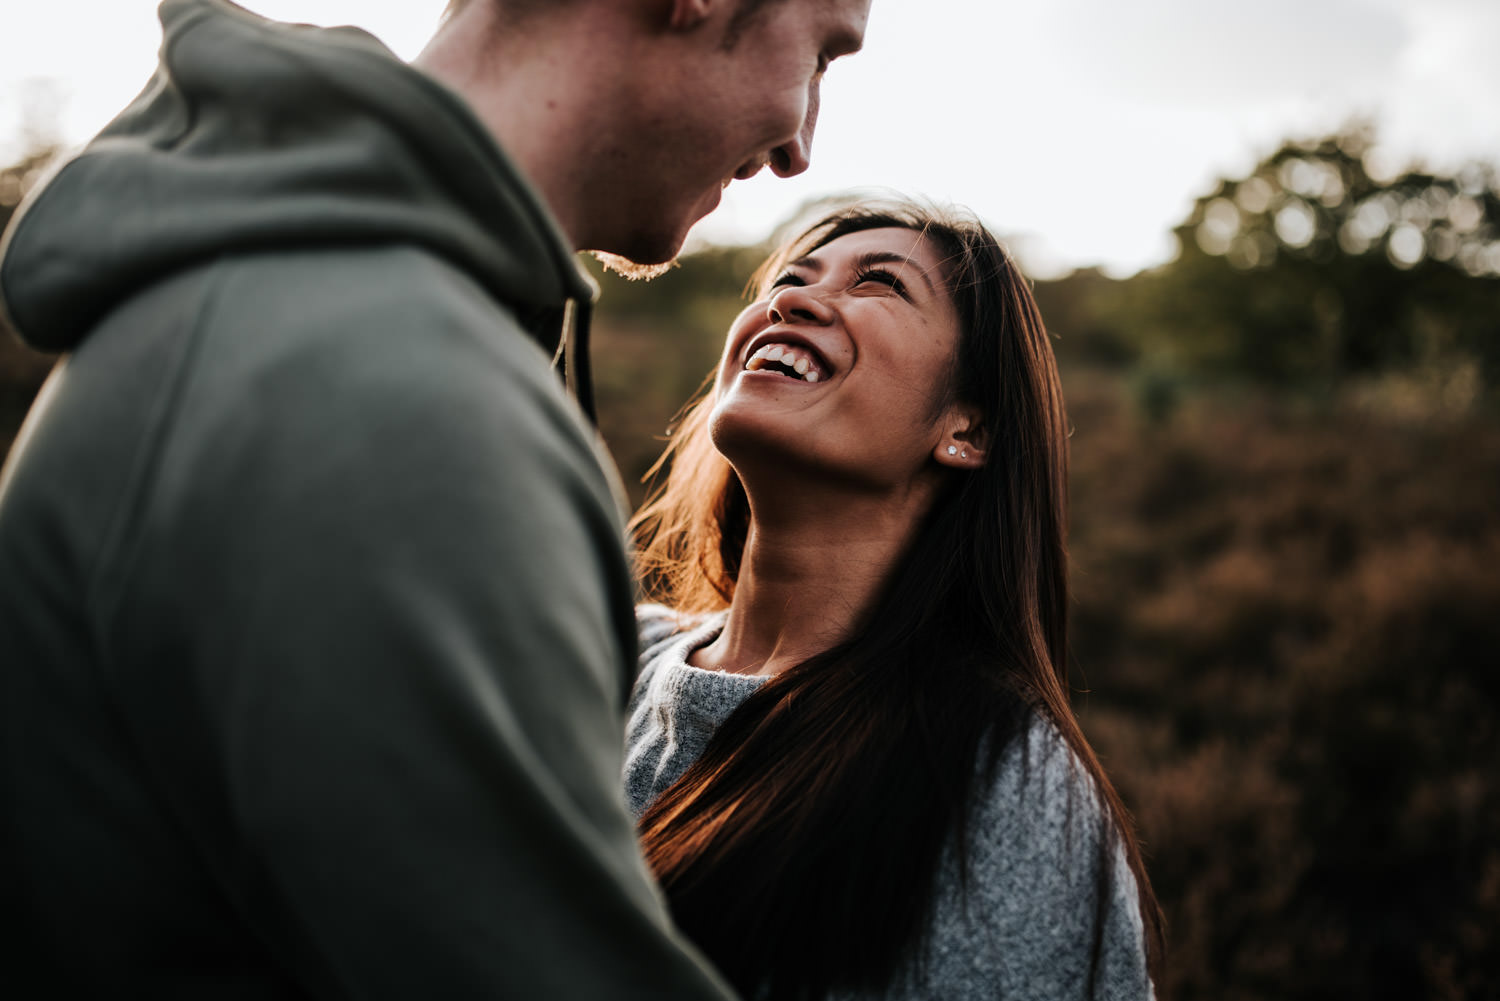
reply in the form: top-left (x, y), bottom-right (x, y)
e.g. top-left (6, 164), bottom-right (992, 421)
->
top-left (1061, 373), bottom-right (1499, 1000)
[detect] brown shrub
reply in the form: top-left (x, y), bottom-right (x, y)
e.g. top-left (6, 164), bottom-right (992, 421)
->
top-left (1068, 373), bottom-right (1500, 1000)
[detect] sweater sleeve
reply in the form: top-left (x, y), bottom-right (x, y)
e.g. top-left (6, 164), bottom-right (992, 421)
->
top-left (907, 719), bottom-right (1154, 1001)
top-left (102, 255), bottom-right (738, 1001)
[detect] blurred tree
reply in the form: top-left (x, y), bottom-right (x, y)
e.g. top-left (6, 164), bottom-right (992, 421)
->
top-left (1118, 124), bottom-right (1500, 399)
top-left (1032, 266), bottom-right (1140, 370)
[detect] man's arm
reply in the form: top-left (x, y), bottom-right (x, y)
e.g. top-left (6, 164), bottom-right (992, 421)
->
top-left (106, 252), bottom-right (737, 999)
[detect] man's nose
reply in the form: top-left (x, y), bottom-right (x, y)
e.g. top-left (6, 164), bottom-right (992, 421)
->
top-left (769, 83), bottom-right (821, 178)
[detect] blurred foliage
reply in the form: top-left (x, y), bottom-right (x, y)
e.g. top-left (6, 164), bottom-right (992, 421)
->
top-left (0, 144), bottom-right (60, 455)
top-left (1066, 375), bottom-right (1500, 1000)
top-left (1035, 123), bottom-right (1500, 409)
top-left (3, 124), bottom-right (1499, 999)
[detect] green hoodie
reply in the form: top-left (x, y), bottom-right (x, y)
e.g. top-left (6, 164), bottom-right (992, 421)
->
top-left (0, 2), bottom-right (734, 998)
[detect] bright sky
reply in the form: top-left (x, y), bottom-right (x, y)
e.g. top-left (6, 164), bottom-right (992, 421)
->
top-left (2, 0), bottom-right (1496, 277)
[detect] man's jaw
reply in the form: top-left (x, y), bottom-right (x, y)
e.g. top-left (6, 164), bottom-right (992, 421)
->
top-left (590, 161), bottom-right (764, 282)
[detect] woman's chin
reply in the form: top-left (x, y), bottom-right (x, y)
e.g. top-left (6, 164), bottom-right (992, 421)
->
top-left (709, 410), bottom-right (822, 473)
top-left (708, 408), bottom-right (792, 460)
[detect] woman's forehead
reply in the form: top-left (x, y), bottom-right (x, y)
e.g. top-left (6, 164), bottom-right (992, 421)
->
top-left (808, 226), bottom-right (935, 264)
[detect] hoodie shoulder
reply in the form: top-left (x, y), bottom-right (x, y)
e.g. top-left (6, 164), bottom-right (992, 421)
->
top-left (0, 0), bottom-right (592, 355)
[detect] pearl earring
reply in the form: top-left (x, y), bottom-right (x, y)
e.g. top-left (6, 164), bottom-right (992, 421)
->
top-left (947, 445), bottom-right (958, 455)
top-left (961, 450), bottom-right (969, 458)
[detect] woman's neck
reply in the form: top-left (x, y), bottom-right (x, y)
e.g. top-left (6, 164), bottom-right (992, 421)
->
top-left (689, 484), bottom-right (936, 677)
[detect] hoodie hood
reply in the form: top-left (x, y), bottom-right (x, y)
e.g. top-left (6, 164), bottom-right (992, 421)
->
top-left (0, 0), bottom-right (598, 405)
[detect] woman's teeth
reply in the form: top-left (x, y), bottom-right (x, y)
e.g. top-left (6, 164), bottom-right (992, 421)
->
top-left (745, 343), bottom-right (824, 383)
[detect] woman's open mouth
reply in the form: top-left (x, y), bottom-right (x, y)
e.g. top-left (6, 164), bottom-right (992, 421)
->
top-left (744, 343), bottom-right (828, 384)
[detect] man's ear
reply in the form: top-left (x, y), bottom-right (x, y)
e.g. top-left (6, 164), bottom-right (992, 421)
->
top-left (933, 404), bottom-right (988, 469)
top-left (667, 0), bottom-right (716, 30)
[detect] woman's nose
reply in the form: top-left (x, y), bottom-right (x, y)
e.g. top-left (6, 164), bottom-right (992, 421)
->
top-left (767, 284), bottom-right (833, 326)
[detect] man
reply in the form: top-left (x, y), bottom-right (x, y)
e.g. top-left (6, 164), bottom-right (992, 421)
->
top-left (0, 0), bottom-right (870, 996)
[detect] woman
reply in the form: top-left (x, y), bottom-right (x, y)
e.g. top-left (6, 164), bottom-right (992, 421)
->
top-left (625, 199), bottom-right (1165, 1000)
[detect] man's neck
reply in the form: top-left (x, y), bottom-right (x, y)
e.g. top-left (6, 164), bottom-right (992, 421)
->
top-left (412, 3), bottom-right (637, 251)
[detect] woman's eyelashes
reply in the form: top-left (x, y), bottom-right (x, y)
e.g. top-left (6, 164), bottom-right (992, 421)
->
top-left (768, 267), bottom-right (911, 299)
top-left (852, 266), bottom-right (909, 298)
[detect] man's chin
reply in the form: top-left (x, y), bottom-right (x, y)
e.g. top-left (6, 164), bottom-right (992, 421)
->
top-left (590, 251), bottom-right (679, 282)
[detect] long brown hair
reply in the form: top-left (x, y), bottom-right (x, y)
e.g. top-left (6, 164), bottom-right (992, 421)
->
top-left (630, 200), bottom-right (1165, 999)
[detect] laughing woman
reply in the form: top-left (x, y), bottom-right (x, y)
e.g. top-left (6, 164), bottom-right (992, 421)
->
top-left (625, 200), bottom-right (1165, 1001)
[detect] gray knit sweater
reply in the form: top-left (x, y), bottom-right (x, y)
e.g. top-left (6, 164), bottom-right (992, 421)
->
top-left (625, 605), bottom-right (1155, 1001)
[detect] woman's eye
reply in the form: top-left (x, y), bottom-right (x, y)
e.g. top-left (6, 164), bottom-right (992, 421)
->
top-left (855, 268), bottom-right (906, 295)
top-left (770, 272), bottom-right (806, 290)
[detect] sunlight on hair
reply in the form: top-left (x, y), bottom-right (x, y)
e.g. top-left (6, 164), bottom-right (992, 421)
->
top-left (591, 251), bottom-right (678, 282)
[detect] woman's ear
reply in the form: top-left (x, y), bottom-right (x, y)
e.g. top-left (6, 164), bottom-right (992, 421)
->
top-left (933, 404), bottom-right (987, 469)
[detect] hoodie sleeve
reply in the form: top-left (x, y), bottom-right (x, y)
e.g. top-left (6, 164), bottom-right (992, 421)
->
top-left (99, 250), bottom-right (737, 1001)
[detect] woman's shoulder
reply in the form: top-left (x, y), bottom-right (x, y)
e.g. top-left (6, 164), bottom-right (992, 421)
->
top-left (982, 714), bottom-right (1103, 837)
top-left (918, 713), bottom-right (1154, 999)
top-left (624, 603), bottom-right (745, 818)
top-left (632, 602), bottom-right (735, 694)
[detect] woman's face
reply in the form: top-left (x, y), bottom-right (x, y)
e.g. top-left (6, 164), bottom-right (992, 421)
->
top-left (709, 226), bottom-right (967, 494)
